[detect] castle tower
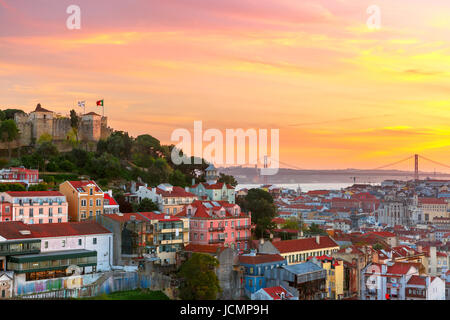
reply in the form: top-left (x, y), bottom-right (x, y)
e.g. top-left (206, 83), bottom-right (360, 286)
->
top-left (80, 112), bottom-right (102, 141)
top-left (29, 103), bottom-right (54, 141)
top-left (205, 164), bottom-right (219, 185)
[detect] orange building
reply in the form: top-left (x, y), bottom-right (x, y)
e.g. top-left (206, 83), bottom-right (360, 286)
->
top-left (59, 180), bottom-right (104, 222)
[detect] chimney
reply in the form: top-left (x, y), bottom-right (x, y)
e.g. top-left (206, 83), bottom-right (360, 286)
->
top-left (260, 238), bottom-right (265, 245)
top-left (316, 235), bottom-right (320, 245)
top-left (108, 190), bottom-right (112, 197)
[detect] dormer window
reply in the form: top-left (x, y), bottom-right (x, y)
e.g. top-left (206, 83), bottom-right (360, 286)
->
top-left (90, 188), bottom-right (93, 195)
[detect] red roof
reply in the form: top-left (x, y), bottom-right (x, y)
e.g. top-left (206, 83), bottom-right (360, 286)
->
top-left (407, 275), bottom-right (427, 286)
top-left (272, 236), bottom-right (339, 254)
top-left (103, 193), bottom-right (118, 206)
top-left (369, 231), bottom-right (396, 238)
top-left (272, 217), bottom-right (286, 224)
top-left (238, 254), bottom-right (285, 265)
top-left (0, 221), bottom-right (111, 240)
top-left (419, 198), bottom-right (447, 205)
top-left (5, 191), bottom-right (64, 197)
top-left (155, 186), bottom-right (196, 198)
top-left (184, 244), bottom-right (224, 254)
top-left (262, 286), bottom-right (294, 300)
top-left (387, 262), bottom-right (420, 275)
top-left (67, 180), bottom-right (102, 192)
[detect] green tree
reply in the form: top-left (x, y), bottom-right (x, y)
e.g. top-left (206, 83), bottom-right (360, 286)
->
top-left (169, 169), bottom-right (188, 187)
top-left (281, 218), bottom-right (301, 230)
top-left (132, 198), bottom-right (159, 212)
top-left (35, 142), bottom-right (59, 171)
top-left (238, 188), bottom-right (277, 238)
top-left (178, 253), bottom-right (221, 300)
top-left (3, 109), bottom-right (25, 120)
top-left (37, 133), bottom-right (53, 144)
top-left (217, 173), bottom-right (238, 187)
top-left (305, 223), bottom-right (326, 236)
top-left (0, 119), bottom-right (20, 159)
top-left (0, 183), bottom-right (26, 192)
top-left (28, 183), bottom-right (49, 191)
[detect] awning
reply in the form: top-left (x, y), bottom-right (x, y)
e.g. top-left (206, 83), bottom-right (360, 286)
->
top-left (8, 249), bottom-right (97, 263)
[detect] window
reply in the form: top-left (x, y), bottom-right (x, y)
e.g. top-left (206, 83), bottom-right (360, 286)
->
top-left (39, 208), bottom-right (43, 215)
top-left (62, 240), bottom-right (66, 247)
top-left (89, 200), bottom-right (93, 206)
top-left (90, 188), bottom-right (93, 195)
top-left (58, 207), bottom-right (62, 214)
top-left (89, 211), bottom-right (93, 217)
top-left (81, 200), bottom-right (87, 207)
top-left (29, 209), bottom-right (34, 217)
top-left (49, 208), bottom-right (53, 217)
top-left (78, 239), bottom-right (82, 246)
top-left (39, 219), bottom-right (43, 224)
top-left (19, 209), bottom-right (24, 216)
top-left (58, 218), bottom-right (62, 223)
top-left (96, 199), bottom-right (101, 206)
top-left (44, 241), bottom-right (48, 249)
top-left (93, 238), bottom-right (97, 245)
top-left (49, 219), bottom-right (53, 223)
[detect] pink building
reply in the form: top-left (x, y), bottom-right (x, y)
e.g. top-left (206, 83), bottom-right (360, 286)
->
top-left (0, 167), bottom-right (41, 185)
top-left (0, 191), bottom-right (68, 224)
top-left (177, 200), bottom-right (252, 251)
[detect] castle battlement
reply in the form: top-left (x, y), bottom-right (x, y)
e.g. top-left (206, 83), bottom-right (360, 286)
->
top-left (11, 104), bottom-right (112, 149)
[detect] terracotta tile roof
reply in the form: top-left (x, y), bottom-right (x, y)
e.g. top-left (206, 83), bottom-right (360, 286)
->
top-left (419, 198), bottom-right (447, 205)
top-left (0, 221), bottom-right (111, 240)
top-left (155, 186), bottom-right (196, 198)
top-left (387, 262), bottom-right (420, 275)
top-left (67, 180), bottom-right (102, 192)
top-left (262, 286), bottom-right (294, 300)
top-left (272, 236), bottom-right (339, 254)
top-left (5, 191), bottom-right (64, 197)
top-left (33, 104), bottom-right (52, 113)
top-left (184, 244), bottom-right (224, 254)
top-left (407, 275), bottom-right (425, 286)
top-left (238, 254), bottom-right (285, 265)
top-left (103, 193), bottom-right (118, 206)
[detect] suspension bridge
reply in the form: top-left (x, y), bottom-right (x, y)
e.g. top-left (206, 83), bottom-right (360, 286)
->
top-left (257, 154), bottom-right (450, 185)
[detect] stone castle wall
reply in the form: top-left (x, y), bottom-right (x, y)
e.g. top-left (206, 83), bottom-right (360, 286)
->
top-left (0, 110), bottom-right (112, 151)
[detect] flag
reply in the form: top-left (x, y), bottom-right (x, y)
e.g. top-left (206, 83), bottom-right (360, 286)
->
top-left (77, 101), bottom-right (85, 107)
top-left (96, 99), bottom-right (104, 107)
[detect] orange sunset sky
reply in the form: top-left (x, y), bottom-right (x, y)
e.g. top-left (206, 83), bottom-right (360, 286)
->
top-left (0, 0), bottom-right (449, 172)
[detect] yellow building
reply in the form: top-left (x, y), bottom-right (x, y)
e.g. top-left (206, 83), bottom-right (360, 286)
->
top-left (315, 256), bottom-right (344, 299)
top-left (59, 180), bottom-right (104, 222)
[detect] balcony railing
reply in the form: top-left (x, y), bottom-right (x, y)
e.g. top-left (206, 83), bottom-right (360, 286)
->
top-left (236, 237), bottom-right (250, 241)
top-left (234, 225), bottom-right (250, 230)
top-left (208, 227), bottom-right (225, 232)
top-left (208, 239), bottom-right (225, 244)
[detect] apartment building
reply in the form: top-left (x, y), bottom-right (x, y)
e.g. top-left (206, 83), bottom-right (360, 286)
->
top-left (135, 183), bottom-right (197, 215)
top-left (0, 191), bottom-right (68, 224)
top-left (177, 200), bottom-right (252, 251)
top-left (59, 181), bottom-right (104, 222)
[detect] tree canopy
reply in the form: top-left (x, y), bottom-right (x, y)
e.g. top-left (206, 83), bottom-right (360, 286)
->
top-left (178, 253), bottom-right (221, 300)
top-left (237, 188), bottom-right (277, 238)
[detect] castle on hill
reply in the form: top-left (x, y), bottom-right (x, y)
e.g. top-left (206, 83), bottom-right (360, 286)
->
top-left (10, 104), bottom-right (113, 150)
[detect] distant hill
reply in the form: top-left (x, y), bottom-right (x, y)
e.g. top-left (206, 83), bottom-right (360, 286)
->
top-left (218, 166), bottom-right (450, 184)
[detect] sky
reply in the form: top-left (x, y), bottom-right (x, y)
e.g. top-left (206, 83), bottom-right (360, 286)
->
top-left (0, 0), bottom-right (449, 172)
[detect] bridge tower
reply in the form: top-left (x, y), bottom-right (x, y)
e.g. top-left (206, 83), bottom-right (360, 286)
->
top-left (414, 154), bottom-right (419, 181)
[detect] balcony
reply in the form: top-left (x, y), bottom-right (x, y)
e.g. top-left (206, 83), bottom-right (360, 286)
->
top-left (208, 227), bottom-right (225, 232)
top-left (236, 237), bottom-right (250, 241)
top-left (234, 225), bottom-right (250, 230)
top-left (208, 239), bottom-right (225, 244)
